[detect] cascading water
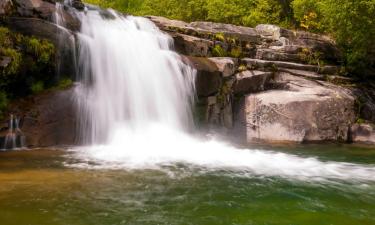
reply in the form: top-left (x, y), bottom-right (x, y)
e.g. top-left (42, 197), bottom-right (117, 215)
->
top-left (1, 114), bottom-right (25, 150)
top-left (75, 9), bottom-right (195, 144)
top-left (65, 5), bottom-right (375, 183)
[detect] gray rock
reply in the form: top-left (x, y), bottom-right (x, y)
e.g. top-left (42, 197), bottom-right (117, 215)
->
top-left (351, 123), bottom-right (375, 144)
top-left (208, 57), bottom-right (238, 77)
top-left (236, 73), bottom-right (356, 143)
top-left (14, 0), bottom-right (55, 20)
top-left (172, 33), bottom-right (213, 57)
top-left (242, 58), bottom-right (338, 74)
top-left (233, 70), bottom-right (273, 95)
top-left (189, 21), bottom-right (260, 43)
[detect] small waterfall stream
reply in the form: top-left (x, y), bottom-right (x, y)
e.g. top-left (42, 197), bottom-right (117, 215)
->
top-left (1, 114), bottom-right (25, 150)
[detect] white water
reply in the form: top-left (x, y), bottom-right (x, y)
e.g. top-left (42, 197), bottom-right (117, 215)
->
top-left (69, 7), bottom-right (375, 182)
top-left (2, 114), bottom-right (25, 150)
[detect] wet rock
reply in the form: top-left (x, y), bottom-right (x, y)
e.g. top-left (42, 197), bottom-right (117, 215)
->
top-left (71, 0), bottom-right (84, 10)
top-left (236, 73), bottom-right (356, 143)
top-left (233, 70), bottom-right (273, 95)
top-left (183, 56), bottom-right (222, 97)
top-left (5, 87), bottom-right (77, 147)
top-left (350, 123), bottom-right (375, 144)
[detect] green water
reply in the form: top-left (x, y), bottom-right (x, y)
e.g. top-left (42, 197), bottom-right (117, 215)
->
top-left (0, 145), bottom-right (374, 225)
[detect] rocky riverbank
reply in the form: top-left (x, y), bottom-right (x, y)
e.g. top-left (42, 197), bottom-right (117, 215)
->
top-left (1, 0), bottom-right (374, 148)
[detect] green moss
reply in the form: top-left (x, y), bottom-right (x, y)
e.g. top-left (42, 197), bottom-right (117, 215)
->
top-left (57, 78), bottom-right (73, 90)
top-left (1, 48), bottom-right (22, 76)
top-left (229, 46), bottom-right (243, 58)
top-left (212, 45), bottom-right (227, 57)
top-left (23, 37), bottom-right (55, 64)
top-left (31, 81), bottom-right (45, 94)
top-left (0, 91), bottom-right (8, 119)
top-left (214, 32), bottom-right (225, 42)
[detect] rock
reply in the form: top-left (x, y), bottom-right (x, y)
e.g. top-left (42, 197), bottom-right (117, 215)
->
top-left (0, 0), bottom-right (13, 16)
top-left (0, 57), bottom-right (12, 68)
top-left (147, 16), bottom-right (189, 31)
top-left (14, 0), bottom-right (55, 20)
top-left (233, 70), bottom-right (273, 95)
top-left (256, 24), bottom-right (340, 63)
top-left (255, 24), bottom-right (292, 41)
top-left (350, 123), bottom-right (375, 144)
top-left (256, 48), bottom-right (302, 63)
top-left (183, 56), bottom-right (222, 97)
top-left (189, 21), bottom-right (260, 43)
top-left (242, 58), bottom-right (338, 74)
top-left (5, 16), bottom-right (74, 49)
top-left (71, 0), bottom-right (85, 10)
top-left (172, 33), bottom-right (214, 57)
top-left (235, 73), bottom-right (356, 143)
top-left (4, 87), bottom-right (77, 147)
top-left (208, 57), bottom-right (238, 77)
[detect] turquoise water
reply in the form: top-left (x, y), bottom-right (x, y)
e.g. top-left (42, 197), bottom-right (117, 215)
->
top-left (0, 145), bottom-right (374, 225)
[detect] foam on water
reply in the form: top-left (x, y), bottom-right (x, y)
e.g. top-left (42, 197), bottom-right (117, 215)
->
top-left (68, 124), bottom-right (375, 182)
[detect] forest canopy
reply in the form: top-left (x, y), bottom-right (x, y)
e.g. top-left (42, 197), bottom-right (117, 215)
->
top-left (84, 0), bottom-right (375, 79)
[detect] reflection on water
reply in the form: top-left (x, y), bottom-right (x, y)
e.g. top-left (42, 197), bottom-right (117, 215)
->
top-left (0, 147), bottom-right (374, 225)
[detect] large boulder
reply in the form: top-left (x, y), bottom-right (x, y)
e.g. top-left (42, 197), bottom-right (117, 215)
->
top-left (235, 73), bottom-right (356, 143)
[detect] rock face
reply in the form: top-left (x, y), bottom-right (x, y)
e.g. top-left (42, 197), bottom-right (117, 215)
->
top-left (147, 16), bottom-right (374, 145)
top-left (237, 73), bottom-right (356, 143)
top-left (0, 87), bottom-right (77, 148)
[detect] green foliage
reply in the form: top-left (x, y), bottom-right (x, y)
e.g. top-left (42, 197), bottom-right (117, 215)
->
top-left (31, 81), bottom-right (45, 94)
top-left (23, 37), bottom-right (55, 64)
top-left (212, 45), bottom-right (226, 57)
top-left (57, 78), bottom-right (74, 90)
top-left (0, 48), bottom-right (22, 76)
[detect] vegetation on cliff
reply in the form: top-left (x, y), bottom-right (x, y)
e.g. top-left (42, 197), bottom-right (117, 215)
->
top-left (84, 0), bottom-right (375, 78)
top-left (0, 27), bottom-right (57, 117)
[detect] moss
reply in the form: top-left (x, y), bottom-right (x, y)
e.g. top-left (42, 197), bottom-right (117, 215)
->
top-left (229, 46), bottom-right (243, 58)
top-left (238, 64), bottom-right (247, 72)
top-left (23, 37), bottom-right (55, 64)
top-left (57, 78), bottom-right (73, 90)
top-left (214, 32), bottom-right (225, 42)
top-left (212, 44), bottom-right (227, 57)
top-left (31, 81), bottom-right (45, 94)
top-left (1, 48), bottom-right (22, 76)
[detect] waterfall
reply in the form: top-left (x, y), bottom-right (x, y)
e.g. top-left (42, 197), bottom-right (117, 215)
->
top-left (74, 8), bottom-right (195, 144)
top-left (2, 114), bottom-right (25, 150)
top-left (61, 5), bottom-right (375, 182)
